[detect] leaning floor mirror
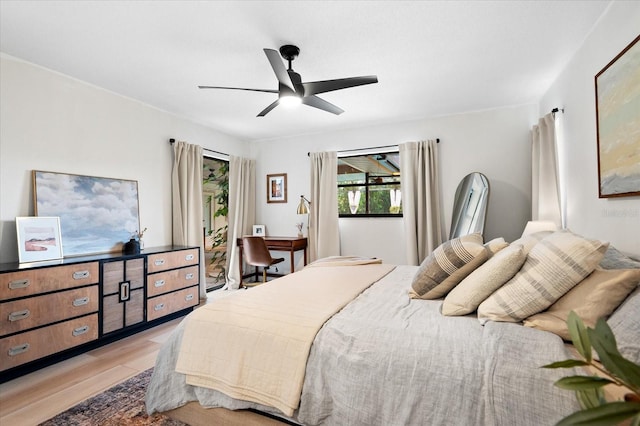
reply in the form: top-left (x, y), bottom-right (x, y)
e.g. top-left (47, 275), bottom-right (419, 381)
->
top-left (449, 172), bottom-right (490, 239)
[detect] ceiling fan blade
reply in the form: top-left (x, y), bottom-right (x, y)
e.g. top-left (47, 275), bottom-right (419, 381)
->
top-left (264, 49), bottom-right (295, 92)
top-left (301, 76), bottom-right (378, 96)
top-left (302, 96), bottom-right (344, 115)
top-left (257, 99), bottom-right (280, 117)
top-left (198, 85), bottom-right (278, 94)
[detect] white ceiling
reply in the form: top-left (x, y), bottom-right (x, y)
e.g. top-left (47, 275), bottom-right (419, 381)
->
top-left (0, 1), bottom-right (610, 142)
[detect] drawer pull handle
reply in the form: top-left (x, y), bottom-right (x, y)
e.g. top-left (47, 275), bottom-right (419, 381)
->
top-left (73, 270), bottom-right (90, 280)
top-left (185, 293), bottom-right (194, 301)
top-left (154, 303), bottom-right (165, 311)
top-left (154, 259), bottom-right (166, 266)
top-left (73, 297), bottom-right (90, 307)
top-left (154, 280), bottom-right (166, 287)
top-left (8, 343), bottom-right (30, 356)
top-left (185, 254), bottom-right (195, 261)
top-left (185, 273), bottom-right (194, 280)
top-left (8, 279), bottom-right (30, 290)
top-left (73, 325), bottom-right (89, 336)
top-left (9, 309), bottom-right (30, 322)
top-left (120, 281), bottom-right (130, 302)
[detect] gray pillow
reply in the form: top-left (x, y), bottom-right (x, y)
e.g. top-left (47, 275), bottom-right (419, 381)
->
top-left (599, 245), bottom-right (640, 270)
top-left (608, 286), bottom-right (640, 365)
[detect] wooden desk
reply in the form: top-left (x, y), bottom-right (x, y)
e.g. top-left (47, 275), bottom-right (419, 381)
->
top-left (236, 236), bottom-right (308, 281)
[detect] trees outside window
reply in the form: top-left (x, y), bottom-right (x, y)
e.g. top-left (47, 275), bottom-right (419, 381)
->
top-left (203, 157), bottom-right (229, 290)
top-left (337, 152), bottom-right (402, 217)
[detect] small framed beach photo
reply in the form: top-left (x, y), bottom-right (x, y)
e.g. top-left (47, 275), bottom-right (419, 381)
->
top-left (16, 216), bottom-right (64, 263)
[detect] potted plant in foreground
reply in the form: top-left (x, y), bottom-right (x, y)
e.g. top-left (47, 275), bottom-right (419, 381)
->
top-left (543, 311), bottom-right (640, 426)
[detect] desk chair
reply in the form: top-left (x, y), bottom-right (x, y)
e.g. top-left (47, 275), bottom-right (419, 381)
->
top-left (242, 236), bottom-right (285, 286)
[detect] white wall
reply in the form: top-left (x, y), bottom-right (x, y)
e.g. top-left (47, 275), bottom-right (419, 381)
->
top-left (539, 1), bottom-right (640, 256)
top-left (251, 104), bottom-right (537, 269)
top-left (0, 55), bottom-right (250, 263)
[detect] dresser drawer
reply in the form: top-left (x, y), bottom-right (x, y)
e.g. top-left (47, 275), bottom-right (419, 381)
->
top-left (147, 265), bottom-right (199, 297)
top-left (147, 249), bottom-right (199, 274)
top-left (0, 285), bottom-right (98, 336)
top-left (147, 286), bottom-right (199, 322)
top-left (0, 313), bottom-right (98, 371)
top-left (0, 262), bottom-right (99, 300)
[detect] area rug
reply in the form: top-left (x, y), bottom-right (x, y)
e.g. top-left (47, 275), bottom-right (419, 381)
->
top-left (39, 368), bottom-right (186, 425)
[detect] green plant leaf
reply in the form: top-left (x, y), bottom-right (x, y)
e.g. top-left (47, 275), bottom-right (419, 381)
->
top-left (543, 360), bottom-right (590, 369)
top-left (568, 311), bottom-right (592, 363)
top-left (555, 376), bottom-right (613, 390)
top-left (576, 389), bottom-right (605, 410)
top-left (589, 320), bottom-right (640, 388)
top-left (556, 402), bottom-right (640, 426)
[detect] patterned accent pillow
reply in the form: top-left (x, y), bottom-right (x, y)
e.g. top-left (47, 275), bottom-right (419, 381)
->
top-left (477, 230), bottom-right (609, 323)
top-left (442, 243), bottom-right (526, 316)
top-left (523, 267), bottom-right (640, 340)
top-left (409, 233), bottom-right (488, 300)
top-left (509, 230), bottom-right (554, 254)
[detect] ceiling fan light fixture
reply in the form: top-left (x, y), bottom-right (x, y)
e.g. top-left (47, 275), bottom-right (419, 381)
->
top-left (279, 93), bottom-right (302, 108)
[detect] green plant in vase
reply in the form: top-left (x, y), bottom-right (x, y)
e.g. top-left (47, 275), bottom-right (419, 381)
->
top-left (542, 311), bottom-right (640, 426)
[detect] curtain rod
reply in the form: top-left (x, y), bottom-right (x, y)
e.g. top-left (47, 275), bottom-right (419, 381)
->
top-left (551, 107), bottom-right (564, 115)
top-left (307, 139), bottom-right (440, 157)
top-left (168, 138), bottom-right (229, 157)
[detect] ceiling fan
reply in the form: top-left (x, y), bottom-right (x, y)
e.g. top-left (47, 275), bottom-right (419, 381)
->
top-left (198, 45), bottom-right (378, 117)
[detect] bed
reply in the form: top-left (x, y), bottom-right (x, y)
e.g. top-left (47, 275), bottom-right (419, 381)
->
top-left (146, 232), bottom-right (640, 426)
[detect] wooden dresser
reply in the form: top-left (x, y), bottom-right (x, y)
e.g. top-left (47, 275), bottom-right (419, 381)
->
top-left (0, 245), bottom-right (199, 382)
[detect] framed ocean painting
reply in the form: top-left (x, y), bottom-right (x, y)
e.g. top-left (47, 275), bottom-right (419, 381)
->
top-left (33, 170), bottom-right (140, 256)
top-left (595, 34), bottom-right (640, 198)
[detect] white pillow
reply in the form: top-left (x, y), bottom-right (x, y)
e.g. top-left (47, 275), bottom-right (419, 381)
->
top-left (477, 230), bottom-right (609, 323)
top-left (442, 243), bottom-right (526, 316)
top-left (484, 237), bottom-right (508, 257)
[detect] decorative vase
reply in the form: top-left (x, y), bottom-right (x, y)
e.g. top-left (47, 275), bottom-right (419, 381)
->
top-left (123, 238), bottom-right (140, 255)
top-left (297, 232), bottom-right (303, 238)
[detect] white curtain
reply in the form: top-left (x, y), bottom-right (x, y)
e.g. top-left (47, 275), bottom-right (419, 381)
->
top-left (171, 141), bottom-right (206, 298)
top-left (531, 113), bottom-right (562, 228)
top-left (399, 140), bottom-right (443, 265)
top-left (224, 155), bottom-right (256, 290)
top-left (309, 151), bottom-right (340, 262)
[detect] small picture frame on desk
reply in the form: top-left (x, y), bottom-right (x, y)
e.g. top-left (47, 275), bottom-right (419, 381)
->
top-left (16, 216), bottom-right (64, 263)
top-left (253, 225), bottom-right (266, 236)
top-left (266, 173), bottom-right (287, 203)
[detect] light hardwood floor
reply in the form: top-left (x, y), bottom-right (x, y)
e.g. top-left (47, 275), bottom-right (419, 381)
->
top-left (0, 316), bottom-right (183, 426)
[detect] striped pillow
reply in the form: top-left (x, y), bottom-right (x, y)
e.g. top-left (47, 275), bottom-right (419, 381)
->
top-left (409, 233), bottom-right (489, 300)
top-left (442, 243), bottom-right (526, 316)
top-left (477, 230), bottom-right (609, 323)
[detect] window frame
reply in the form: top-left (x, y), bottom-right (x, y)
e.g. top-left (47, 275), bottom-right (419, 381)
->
top-left (337, 151), bottom-right (402, 218)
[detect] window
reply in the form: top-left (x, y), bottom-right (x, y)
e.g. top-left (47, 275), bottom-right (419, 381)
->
top-left (337, 152), bottom-right (402, 217)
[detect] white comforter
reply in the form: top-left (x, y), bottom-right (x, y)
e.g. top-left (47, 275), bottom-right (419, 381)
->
top-left (146, 265), bottom-right (581, 425)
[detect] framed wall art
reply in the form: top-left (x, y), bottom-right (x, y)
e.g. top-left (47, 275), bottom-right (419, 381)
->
top-left (595, 34), bottom-right (640, 198)
top-left (16, 216), bottom-right (63, 263)
top-left (33, 170), bottom-right (140, 256)
top-left (253, 224), bottom-right (266, 236)
top-left (266, 173), bottom-right (287, 203)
